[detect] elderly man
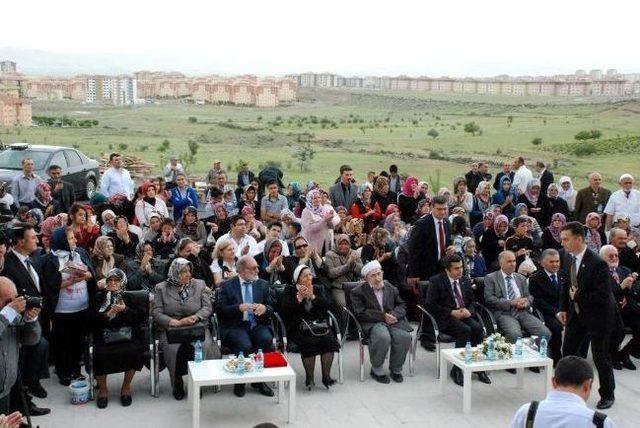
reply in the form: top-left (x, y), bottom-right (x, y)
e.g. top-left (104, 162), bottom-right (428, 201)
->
top-left (10, 158), bottom-right (42, 208)
top-left (609, 227), bottom-right (640, 272)
top-left (512, 156), bottom-right (533, 196)
top-left (604, 173), bottom-right (640, 230)
top-left (484, 251), bottom-right (551, 344)
top-left (216, 255), bottom-right (275, 398)
top-left (351, 260), bottom-right (412, 383)
top-left (99, 153), bottom-right (134, 199)
top-left (574, 172), bottom-right (611, 224)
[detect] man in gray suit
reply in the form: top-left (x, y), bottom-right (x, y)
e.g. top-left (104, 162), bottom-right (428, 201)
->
top-left (484, 251), bottom-right (550, 343)
top-left (351, 260), bottom-right (412, 384)
top-left (329, 165), bottom-right (358, 210)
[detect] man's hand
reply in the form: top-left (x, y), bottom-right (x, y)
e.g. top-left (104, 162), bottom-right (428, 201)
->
top-left (407, 277), bottom-right (419, 288)
top-left (168, 318), bottom-right (181, 327)
top-left (0, 411), bottom-right (23, 428)
top-left (24, 307), bottom-right (40, 322)
top-left (556, 311), bottom-right (567, 326)
top-left (445, 246), bottom-right (456, 257)
top-left (516, 248), bottom-right (529, 257)
top-left (241, 245), bottom-right (250, 256)
top-left (239, 303), bottom-right (254, 312)
top-left (459, 308), bottom-right (471, 319)
top-left (384, 313), bottom-right (398, 325)
top-left (253, 304), bottom-right (267, 316)
top-left (7, 296), bottom-right (26, 313)
top-left (621, 275), bottom-right (635, 290)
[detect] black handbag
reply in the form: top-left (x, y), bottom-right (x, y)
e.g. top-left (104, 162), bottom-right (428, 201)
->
top-left (299, 318), bottom-right (330, 337)
top-left (103, 326), bottom-right (133, 344)
top-left (166, 323), bottom-right (206, 344)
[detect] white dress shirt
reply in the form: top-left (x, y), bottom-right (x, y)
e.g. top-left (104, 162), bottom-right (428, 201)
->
top-left (100, 167), bottom-right (134, 199)
top-left (572, 246), bottom-right (588, 275)
top-left (513, 165), bottom-right (533, 196)
top-left (217, 232), bottom-right (260, 258)
top-left (603, 188), bottom-right (640, 226)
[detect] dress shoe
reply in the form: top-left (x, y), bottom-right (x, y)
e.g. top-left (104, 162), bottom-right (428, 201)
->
top-left (252, 382), bottom-right (274, 397)
top-left (370, 370), bottom-right (391, 384)
top-left (506, 368), bottom-right (516, 374)
top-left (28, 403), bottom-right (51, 416)
top-left (321, 377), bottom-right (336, 389)
top-left (420, 339), bottom-right (436, 352)
top-left (529, 367), bottom-right (540, 373)
top-left (27, 382), bottom-right (47, 399)
top-left (596, 398), bottom-right (614, 410)
top-left (305, 379), bottom-right (315, 391)
top-left (476, 371), bottom-right (491, 384)
top-left (612, 359), bottom-right (622, 370)
top-left (172, 385), bottom-right (185, 401)
top-left (390, 372), bottom-right (404, 383)
top-left (620, 353), bottom-right (637, 370)
top-left (450, 367), bottom-right (463, 387)
top-left (233, 384), bottom-right (246, 397)
top-left (96, 396), bottom-right (108, 409)
top-left (120, 395), bottom-right (132, 407)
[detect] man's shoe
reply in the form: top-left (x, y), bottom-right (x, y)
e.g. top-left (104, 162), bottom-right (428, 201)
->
top-left (28, 404), bottom-right (51, 417)
top-left (96, 396), bottom-right (108, 409)
top-left (529, 367), bottom-right (540, 373)
top-left (390, 372), bottom-right (404, 383)
top-left (620, 353), bottom-right (637, 370)
top-left (420, 339), bottom-right (436, 352)
top-left (370, 370), bottom-right (391, 384)
top-left (233, 384), bottom-right (246, 397)
top-left (596, 398), bottom-right (614, 410)
top-left (612, 359), bottom-right (622, 370)
top-left (476, 371), bottom-right (491, 384)
top-left (252, 383), bottom-right (274, 397)
top-left (450, 367), bottom-right (463, 386)
top-left (27, 382), bottom-right (47, 399)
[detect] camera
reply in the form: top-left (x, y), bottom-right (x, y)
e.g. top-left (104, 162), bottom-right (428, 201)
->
top-left (24, 295), bottom-right (43, 309)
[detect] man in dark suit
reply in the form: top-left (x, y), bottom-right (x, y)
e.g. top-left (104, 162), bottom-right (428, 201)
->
top-left (235, 162), bottom-right (255, 201)
top-left (216, 255), bottom-right (275, 398)
top-left (493, 161), bottom-right (515, 191)
top-left (426, 254), bottom-right (490, 386)
top-left (47, 164), bottom-right (75, 214)
top-left (529, 249), bottom-right (565, 365)
top-left (558, 222), bottom-right (617, 410)
top-left (535, 161), bottom-right (554, 195)
top-left (573, 172), bottom-right (611, 224)
top-left (351, 260), bottom-right (412, 384)
top-left (329, 165), bottom-right (358, 211)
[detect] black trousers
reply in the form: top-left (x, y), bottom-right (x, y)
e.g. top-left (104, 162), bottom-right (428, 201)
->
top-left (542, 315), bottom-right (563, 364)
top-left (51, 310), bottom-right (89, 379)
top-left (0, 394), bottom-right (9, 415)
top-left (442, 316), bottom-right (484, 349)
top-left (562, 315), bottom-right (615, 400)
top-left (620, 311), bottom-right (640, 358)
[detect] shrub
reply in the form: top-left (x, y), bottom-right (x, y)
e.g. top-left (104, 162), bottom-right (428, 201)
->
top-left (573, 143), bottom-right (597, 157)
top-left (463, 121), bottom-right (481, 136)
top-left (188, 116), bottom-right (198, 123)
top-left (427, 128), bottom-right (439, 139)
top-left (531, 137), bottom-right (543, 146)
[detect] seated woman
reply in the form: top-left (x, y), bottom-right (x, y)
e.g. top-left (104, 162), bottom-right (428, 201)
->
top-left (175, 206), bottom-right (207, 246)
top-left (153, 258), bottom-right (220, 400)
top-left (125, 241), bottom-right (165, 291)
top-left (91, 236), bottom-right (126, 290)
top-left (90, 269), bottom-right (146, 409)
top-left (460, 237), bottom-right (487, 283)
top-left (134, 181), bottom-right (169, 230)
top-left (361, 227), bottom-right (396, 284)
top-left (585, 212), bottom-right (607, 253)
top-left (209, 238), bottom-right (238, 287)
top-left (324, 234), bottom-right (363, 315)
top-left (491, 176), bottom-right (516, 219)
top-left (174, 237), bottom-right (213, 285)
top-left (153, 218), bottom-right (179, 260)
top-left (517, 179), bottom-right (549, 228)
top-left (514, 203), bottom-right (543, 247)
top-left (542, 213), bottom-right (566, 250)
top-left (108, 216), bottom-right (139, 258)
top-left (241, 206), bottom-right (265, 242)
top-left (280, 265), bottom-right (340, 390)
top-left (255, 238), bottom-right (286, 285)
top-left (546, 184), bottom-right (571, 220)
top-left (469, 181), bottom-right (492, 228)
top-left (479, 214), bottom-right (513, 271)
top-left (203, 203), bottom-right (231, 246)
top-left (383, 212), bottom-right (408, 246)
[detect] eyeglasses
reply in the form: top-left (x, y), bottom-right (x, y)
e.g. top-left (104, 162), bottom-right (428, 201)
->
top-left (295, 244), bottom-right (309, 250)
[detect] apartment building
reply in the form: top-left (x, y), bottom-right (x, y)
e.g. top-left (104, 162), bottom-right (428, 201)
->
top-left (0, 94), bottom-right (32, 127)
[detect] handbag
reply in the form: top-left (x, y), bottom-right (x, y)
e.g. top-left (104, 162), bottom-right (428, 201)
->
top-left (299, 318), bottom-right (330, 337)
top-left (103, 326), bottom-right (133, 344)
top-left (166, 322), bottom-right (206, 344)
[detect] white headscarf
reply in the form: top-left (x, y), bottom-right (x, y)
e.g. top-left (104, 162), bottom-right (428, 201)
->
top-left (558, 176), bottom-right (576, 200)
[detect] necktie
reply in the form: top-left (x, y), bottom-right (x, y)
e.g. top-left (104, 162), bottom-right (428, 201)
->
top-left (550, 274), bottom-right (558, 290)
top-left (242, 281), bottom-right (257, 329)
top-left (453, 280), bottom-right (465, 308)
top-left (610, 268), bottom-right (620, 285)
top-left (569, 255), bottom-right (580, 313)
top-left (24, 259), bottom-right (39, 291)
top-left (438, 220), bottom-right (446, 258)
top-left (506, 275), bottom-right (516, 300)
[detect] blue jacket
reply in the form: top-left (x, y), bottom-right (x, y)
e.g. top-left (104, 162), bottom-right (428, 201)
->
top-left (170, 186), bottom-right (199, 221)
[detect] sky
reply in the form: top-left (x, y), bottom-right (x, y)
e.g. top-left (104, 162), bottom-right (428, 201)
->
top-left (2, 0), bottom-right (639, 77)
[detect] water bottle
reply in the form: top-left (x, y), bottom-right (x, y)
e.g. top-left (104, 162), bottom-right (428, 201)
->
top-left (194, 340), bottom-right (203, 363)
top-left (255, 349), bottom-right (264, 372)
top-left (237, 352), bottom-right (246, 376)
top-left (515, 337), bottom-right (523, 359)
top-left (487, 340), bottom-right (496, 361)
top-left (539, 336), bottom-right (548, 358)
top-left (464, 341), bottom-right (472, 364)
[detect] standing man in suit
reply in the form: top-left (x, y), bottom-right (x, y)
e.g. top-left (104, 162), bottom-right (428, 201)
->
top-left (329, 165), bottom-right (358, 212)
top-left (558, 222), bottom-right (617, 409)
top-left (484, 251), bottom-right (551, 343)
top-left (47, 164), bottom-right (75, 214)
top-left (351, 260), bottom-right (412, 384)
top-left (426, 254), bottom-right (491, 386)
top-left (493, 161), bottom-right (515, 191)
top-left (216, 255), bottom-right (275, 398)
top-left (573, 172), bottom-right (611, 224)
top-left (528, 249), bottom-right (564, 365)
top-left (235, 162), bottom-right (255, 201)
top-left (535, 161), bottom-right (554, 196)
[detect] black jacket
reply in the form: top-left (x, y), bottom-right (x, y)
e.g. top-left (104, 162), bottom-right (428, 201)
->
top-left (48, 179), bottom-right (76, 213)
top-left (539, 170), bottom-right (554, 195)
top-left (528, 269), bottom-right (563, 319)
top-left (407, 214), bottom-right (451, 280)
top-left (425, 273), bottom-right (477, 330)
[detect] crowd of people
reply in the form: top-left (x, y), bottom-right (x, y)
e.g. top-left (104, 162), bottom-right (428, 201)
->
top-left (0, 151), bottom-right (637, 426)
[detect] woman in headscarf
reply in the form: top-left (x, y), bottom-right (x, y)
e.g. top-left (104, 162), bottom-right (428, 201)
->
top-left (584, 212), bottom-right (607, 253)
top-left (286, 182), bottom-right (302, 211)
top-left (100, 209), bottom-right (117, 236)
top-left (26, 208), bottom-right (44, 236)
top-left (255, 238), bottom-right (286, 285)
top-left (558, 176), bottom-right (577, 214)
top-left (333, 206), bottom-right (349, 234)
top-left (89, 268), bottom-right (146, 408)
top-left (398, 176), bottom-right (421, 224)
top-left (451, 177), bottom-right (473, 214)
top-left (542, 213), bottom-right (566, 250)
top-left (30, 182), bottom-right (60, 219)
top-left (40, 213), bottom-right (68, 252)
top-left (241, 205), bottom-right (265, 242)
top-left (108, 216), bottom-right (139, 258)
top-left (361, 227), bottom-right (396, 282)
top-left (491, 175), bottom-right (516, 219)
top-left (461, 237), bottom-right (487, 282)
top-left (237, 184), bottom-right (262, 220)
top-left (173, 237), bottom-right (213, 285)
top-left (134, 181), bottom-right (169, 230)
top-left (175, 206), bottom-right (207, 246)
top-left (125, 241), bottom-right (165, 292)
top-left (469, 181), bottom-right (492, 228)
top-left (279, 265), bottom-right (340, 390)
top-left (371, 176), bottom-right (397, 219)
top-left (204, 203), bottom-right (231, 246)
top-left (324, 234), bottom-right (363, 315)
top-left (41, 226), bottom-right (96, 386)
top-left (209, 238), bottom-right (238, 287)
top-left (91, 236), bottom-right (126, 290)
top-left (517, 178), bottom-right (549, 227)
top-left (438, 187), bottom-right (453, 209)
top-left (67, 203), bottom-right (100, 251)
top-left (472, 211), bottom-right (494, 244)
top-left (153, 258), bottom-right (220, 400)
top-left (546, 184), bottom-right (571, 220)
top-left (301, 189), bottom-right (340, 256)
top-left (478, 214), bottom-right (513, 271)
top-left (513, 203), bottom-right (543, 247)
top-left (383, 212), bottom-right (407, 246)
top-left (350, 183), bottom-right (382, 234)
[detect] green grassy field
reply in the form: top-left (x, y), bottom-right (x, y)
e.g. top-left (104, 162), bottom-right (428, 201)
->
top-left (2, 88), bottom-right (639, 190)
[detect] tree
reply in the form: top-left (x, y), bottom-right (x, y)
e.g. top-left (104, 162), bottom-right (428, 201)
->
top-left (292, 143), bottom-right (315, 172)
top-left (463, 121), bottom-right (481, 136)
top-left (574, 129), bottom-right (602, 141)
top-left (188, 116), bottom-right (197, 123)
top-left (427, 128), bottom-right (439, 139)
top-left (531, 137), bottom-right (543, 146)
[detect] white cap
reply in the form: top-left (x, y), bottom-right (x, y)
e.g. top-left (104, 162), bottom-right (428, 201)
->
top-left (361, 260), bottom-right (382, 278)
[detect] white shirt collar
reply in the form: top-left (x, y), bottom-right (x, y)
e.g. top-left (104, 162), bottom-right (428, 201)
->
top-left (11, 248), bottom-right (28, 263)
top-left (547, 390), bottom-right (587, 407)
top-left (501, 270), bottom-right (515, 280)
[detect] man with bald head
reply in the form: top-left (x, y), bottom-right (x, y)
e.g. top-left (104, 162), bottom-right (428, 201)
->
top-left (0, 277), bottom-right (41, 415)
top-left (574, 172), bottom-right (611, 224)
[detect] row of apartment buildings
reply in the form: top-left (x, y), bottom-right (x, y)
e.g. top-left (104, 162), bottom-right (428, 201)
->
top-left (0, 61), bottom-right (32, 126)
top-left (290, 70), bottom-right (640, 97)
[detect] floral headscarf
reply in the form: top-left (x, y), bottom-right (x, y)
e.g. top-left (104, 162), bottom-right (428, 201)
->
top-left (27, 208), bottom-right (44, 227)
top-left (374, 176), bottom-right (389, 196)
top-left (167, 257), bottom-right (193, 287)
top-left (475, 181), bottom-right (491, 200)
top-left (493, 214), bottom-right (509, 236)
top-left (482, 211), bottom-right (496, 231)
top-left (548, 213), bottom-right (566, 243)
top-left (402, 176), bottom-right (418, 197)
top-left (585, 212), bottom-right (602, 251)
top-left (524, 179), bottom-right (541, 205)
top-left (305, 189), bottom-right (324, 216)
top-left (41, 213), bottom-right (68, 249)
top-left (98, 268), bottom-right (128, 312)
top-left (35, 182), bottom-right (52, 205)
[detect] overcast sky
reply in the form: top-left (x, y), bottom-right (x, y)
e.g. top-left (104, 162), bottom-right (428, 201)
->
top-left (2, 0), bottom-right (638, 77)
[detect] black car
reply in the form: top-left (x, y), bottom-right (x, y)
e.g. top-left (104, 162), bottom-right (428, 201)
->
top-left (0, 144), bottom-right (100, 200)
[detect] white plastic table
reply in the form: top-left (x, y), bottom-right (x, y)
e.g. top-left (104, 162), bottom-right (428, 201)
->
top-left (439, 347), bottom-right (553, 414)
top-left (187, 359), bottom-right (296, 428)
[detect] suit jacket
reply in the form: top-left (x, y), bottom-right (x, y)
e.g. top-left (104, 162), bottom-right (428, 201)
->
top-left (350, 281), bottom-right (411, 334)
top-left (426, 273), bottom-right (477, 329)
top-left (2, 251), bottom-right (43, 298)
top-left (407, 214), bottom-right (451, 280)
top-left (573, 186), bottom-right (611, 224)
top-left (48, 179), bottom-right (76, 213)
top-left (0, 309), bottom-right (41, 399)
top-left (560, 248), bottom-right (615, 331)
top-left (610, 265), bottom-right (640, 316)
top-left (484, 270), bottom-right (533, 315)
top-left (216, 277), bottom-right (274, 332)
top-left (329, 181), bottom-right (358, 210)
top-left (236, 170), bottom-right (255, 188)
top-left (539, 170), bottom-right (554, 195)
top-left (528, 269), bottom-right (562, 319)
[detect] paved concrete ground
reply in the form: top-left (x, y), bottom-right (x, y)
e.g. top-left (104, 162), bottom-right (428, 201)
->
top-left (34, 340), bottom-right (638, 428)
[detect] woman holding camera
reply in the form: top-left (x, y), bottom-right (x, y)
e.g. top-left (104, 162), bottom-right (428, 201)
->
top-left (41, 226), bottom-right (96, 386)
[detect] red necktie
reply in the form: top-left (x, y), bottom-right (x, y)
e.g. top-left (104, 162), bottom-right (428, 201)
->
top-left (438, 220), bottom-right (446, 258)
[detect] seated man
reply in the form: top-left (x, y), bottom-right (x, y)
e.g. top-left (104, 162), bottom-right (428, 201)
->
top-left (216, 255), bottom-right (275, 398)
top-left (484, 251), bottom-right (551, 344)
top-left (426, 254), bottom-right (491, 386)
top-left (528, 249), bottom-right (565, 365)
top-left (350, 260), bottom-right (412, 384)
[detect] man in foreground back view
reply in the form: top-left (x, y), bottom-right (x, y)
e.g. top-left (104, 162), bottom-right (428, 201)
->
top-left (509, 356), bottom-right (615, 428)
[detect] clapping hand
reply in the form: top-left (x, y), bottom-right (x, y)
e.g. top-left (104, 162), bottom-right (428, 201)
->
top-left (384, 313), bottom-right (398, 325)
top-left (0, 411), bottom-right (23, 428)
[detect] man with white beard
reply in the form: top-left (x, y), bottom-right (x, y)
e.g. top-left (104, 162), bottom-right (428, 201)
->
top-left (350, 260), bottom-right (412, 383)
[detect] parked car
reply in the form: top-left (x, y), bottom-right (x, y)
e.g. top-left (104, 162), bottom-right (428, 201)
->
top-left (0, 144), bottom-right (100, 200)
